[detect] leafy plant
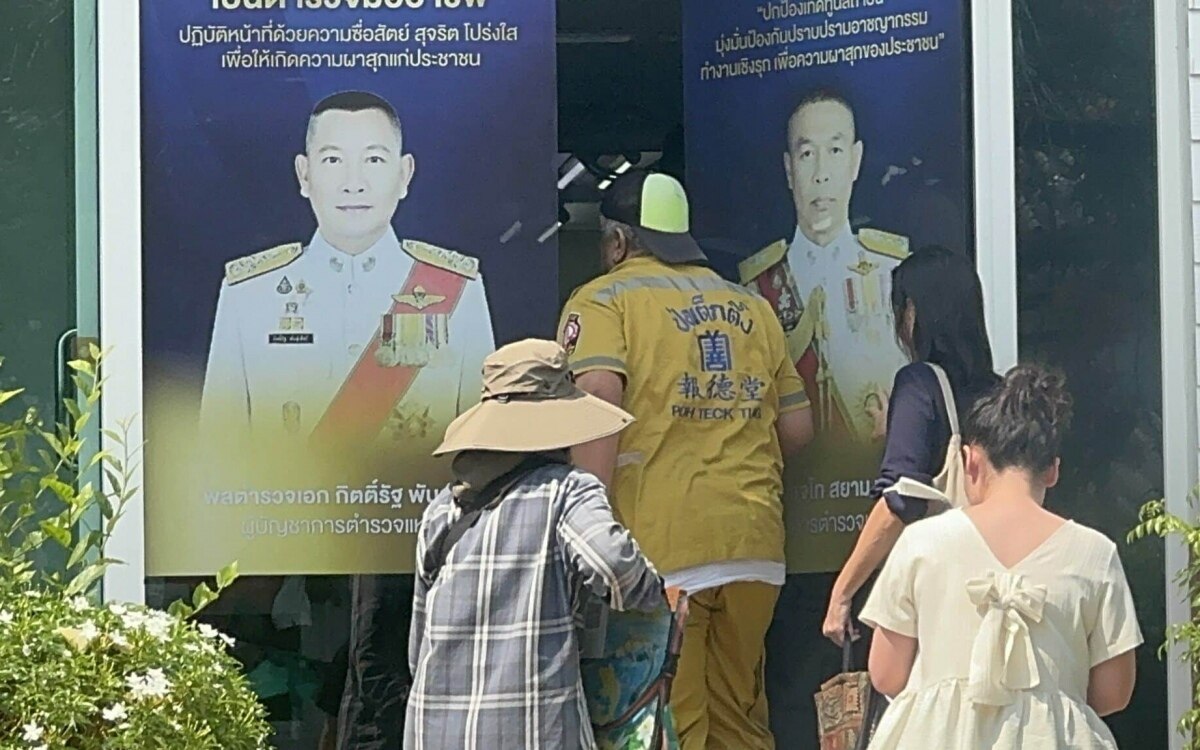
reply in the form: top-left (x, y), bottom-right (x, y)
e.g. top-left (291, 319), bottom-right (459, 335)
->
top-left (1129, 497), bottom-right (1200, 747)
top-left (0, 348), bottom-right (270, 748)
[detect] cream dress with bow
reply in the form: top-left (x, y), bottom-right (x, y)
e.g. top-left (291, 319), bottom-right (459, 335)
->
top-left (859, 510), bottom-right (1143, 749)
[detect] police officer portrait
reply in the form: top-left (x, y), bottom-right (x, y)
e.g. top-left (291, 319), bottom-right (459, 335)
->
top-left (199, 90), bottom-right (494, 464)
top-left (741, 89), bottom-right (910, 447)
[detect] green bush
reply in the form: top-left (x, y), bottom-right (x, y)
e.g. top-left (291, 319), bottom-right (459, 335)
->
top-left (1130, 498), bottom-right (1200, 748)
top-left (0, 349), bottom-right (269, 748)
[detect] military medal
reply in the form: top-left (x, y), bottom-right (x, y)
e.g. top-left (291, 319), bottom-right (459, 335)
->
top-left (279, 301), bottom-right (304, 331)
top-left (277, 276), bottom-right (293, 295)
top-left (851, 252), bottom-right (882, 315)
top-left (374, 285), bottom-right (451, 368)
top-left (363, 256), bottom-right (377, 273)
top-left (387, 403), bottom-right (434, 440)
top-left (392, 286), bottom-right (445, 311)
top-left (282, 401), bottom-right (301, 434)
top-left (768, 266), bottom-right (803, 332)
top-left (376, 312), bottom-right (450, 367)
top-left (844, 275), bottom-right (864, 333)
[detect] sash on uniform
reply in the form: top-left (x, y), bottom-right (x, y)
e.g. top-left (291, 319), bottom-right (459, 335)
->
top-left (310, 262), bottom-right (469, 450)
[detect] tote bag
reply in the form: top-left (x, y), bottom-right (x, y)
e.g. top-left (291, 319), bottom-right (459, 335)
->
top-left (882, 363), bottom-right (969, 514)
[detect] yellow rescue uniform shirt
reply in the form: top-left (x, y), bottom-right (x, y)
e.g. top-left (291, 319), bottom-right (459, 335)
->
top-left (559, 256), bottom-right (809, 574)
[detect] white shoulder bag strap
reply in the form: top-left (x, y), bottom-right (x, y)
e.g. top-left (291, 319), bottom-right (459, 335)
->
top-left (927, 363), bottom-right (960, 437)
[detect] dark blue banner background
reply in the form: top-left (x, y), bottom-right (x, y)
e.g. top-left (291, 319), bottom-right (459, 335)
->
top-left (684, 0), bottom-right (971, 270)
top-left (141, 0), bottom-right (559, 372)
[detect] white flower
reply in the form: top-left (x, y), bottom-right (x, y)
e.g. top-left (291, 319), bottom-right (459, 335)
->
top-left (197, 622), bottom-right (236, 648)
top-left (78, 619), bottom-right (101, 643)
top-left (102, 703), bottom-right (128, 723)
top-left (22, 590), bottom-right (41, 598)
top-left (126, 668), bottom-right (172, 701)
top-left (70, 596), bottom-right (90, 612)
top-left (120, 608), bottom-right (173, 641)
top-left (22, 722), bottom-right (44, 741)
top-left (108, 602), bottom-right (128, 616)
top-left (0, 610), bottom-right (13, 625)
top-left (109, 630), bottom-right (129, 649)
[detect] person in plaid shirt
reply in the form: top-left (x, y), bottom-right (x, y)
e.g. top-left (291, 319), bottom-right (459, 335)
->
top-left (405, 339), bottom-right (668, 750)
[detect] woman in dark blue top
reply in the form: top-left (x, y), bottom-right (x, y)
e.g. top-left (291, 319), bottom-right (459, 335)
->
top-left (822, 246), bottom-right (999, 645)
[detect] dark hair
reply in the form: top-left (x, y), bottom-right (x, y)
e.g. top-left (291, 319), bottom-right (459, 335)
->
top-left (787, 88), bottom-right (857, 145)
top-left (890, 245), bottom-right (994, 392)
top-left (963, 364), bottom-right (1073, 474)
top-left (306, 90), bottom-right (402, 150)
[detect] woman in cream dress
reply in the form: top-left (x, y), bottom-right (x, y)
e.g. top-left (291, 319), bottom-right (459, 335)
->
top-left (859, 365), bottom-right (1142, 748)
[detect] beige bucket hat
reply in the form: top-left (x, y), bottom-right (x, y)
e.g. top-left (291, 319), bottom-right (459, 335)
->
top-left (433, 339), bottom-right (634, 456)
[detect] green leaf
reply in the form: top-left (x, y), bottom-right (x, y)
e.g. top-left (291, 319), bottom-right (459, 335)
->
top-left (39, 519), bottom-right (71, 549)
top-left (217, 561), bottom-right (240, 590)
top-left (40, 477), bottom-right (77, 506)
top-left (95, 491), bottom-right (115, 520)
top-left (65, 564), bottom-right (107, 597)
top-left (43, 432), bottom-right (66, 458)
top-left (102, 466), bottom-right (124, 495)
top-left (168, 600), bottom-right (194, 619)
top-left (67, 531), bottom-right (100, 569)
top-left (86, 450), bottom-right (113, 470)
top-left (0, 389), bottom-right (23, 408)
top-left (36, 448), bottom-right (55, 470)
top-left (67, 359), bottom-right (95, 377)
top-left (63, 398), bottom-right (82, 421)
top-left (192, 582), bottom-right (217, 611)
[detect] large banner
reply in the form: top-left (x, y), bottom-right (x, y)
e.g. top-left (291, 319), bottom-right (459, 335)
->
top-left (684, 0), bottom-right (971, 572)
top-left (141, 0), bottom-right (557, 576)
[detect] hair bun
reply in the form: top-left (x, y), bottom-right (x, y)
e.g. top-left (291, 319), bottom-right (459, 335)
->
top-left (1000, 364), bottom-right (1073, 431)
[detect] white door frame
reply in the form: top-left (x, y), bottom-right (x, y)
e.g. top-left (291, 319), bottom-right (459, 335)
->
top-left (971, 0), bottom-right (1018, 373)
top-left (1154, 0), bottom-right (1196, 746)
top-left (97, 0), bottom-right (145, 604)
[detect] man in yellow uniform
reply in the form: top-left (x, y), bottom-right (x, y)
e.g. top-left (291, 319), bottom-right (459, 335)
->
top-left (561, 171), bottom-right (814, 750)
top-left (740, 89), bottom-right (909, 443)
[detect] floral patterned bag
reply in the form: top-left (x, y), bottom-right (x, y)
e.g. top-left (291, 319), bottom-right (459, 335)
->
top-left (815, 629), bottom-right (885, 750)
top-left (582, 596), bottom-right (689, 750)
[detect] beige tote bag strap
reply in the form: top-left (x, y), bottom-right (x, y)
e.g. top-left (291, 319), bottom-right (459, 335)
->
top-left (926, 363), bottom-right (959, 436)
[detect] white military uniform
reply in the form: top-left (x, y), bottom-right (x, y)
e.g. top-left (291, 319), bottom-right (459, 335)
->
top-left (787, 225), bottom-right (910, 440)
top-left (199, 228), bottom-right (493, 455)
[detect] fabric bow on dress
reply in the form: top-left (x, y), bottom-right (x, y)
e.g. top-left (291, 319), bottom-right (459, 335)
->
top-left (964, 571), bottom-right (1048, 707)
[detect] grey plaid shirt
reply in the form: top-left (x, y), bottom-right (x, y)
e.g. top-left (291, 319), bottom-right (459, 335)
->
top-left (405, 464), bottom-right (664, 750)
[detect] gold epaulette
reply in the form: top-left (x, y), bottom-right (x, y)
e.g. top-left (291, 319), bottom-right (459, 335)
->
top-left (225, 242), bottom-right (303, 285)
top-left (737, 239), bottom-right (788, 284)
top-left (402, 239), bottom-right (480, 280)
top-left (858, 228), bottom-right (909, 260)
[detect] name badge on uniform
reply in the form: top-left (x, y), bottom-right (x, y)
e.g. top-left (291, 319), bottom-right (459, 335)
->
top-left (271, 300), bottom-right (313, 344)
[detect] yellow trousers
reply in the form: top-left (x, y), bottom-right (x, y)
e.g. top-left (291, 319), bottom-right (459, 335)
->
top-left (670, 581), bottom-right (779, 750)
